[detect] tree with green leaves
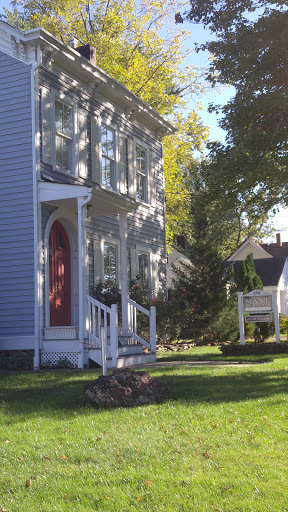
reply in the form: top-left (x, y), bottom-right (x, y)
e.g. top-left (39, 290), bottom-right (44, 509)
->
top-left (185, 0), bottom-right (288, 213)
top-left (164, 114), bottom-right (209, 245)
top-left (234, 253), bottom-right (275, 341)
top-left (4, 0), bottom-right (200, 116)
top-left (172, 177), bottom-right (233, 333)
top-left (236, 253), bottom-right (263, 295)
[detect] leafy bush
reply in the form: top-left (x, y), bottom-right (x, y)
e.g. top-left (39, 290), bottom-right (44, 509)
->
top-left (91, 280), bottom-right (183, 343)
top-left (0, 351), bottom-right (33, 370)
top-left (91, 281), bottom-right (121, 309)
top-left (254, 322), bottom-right (275, 341)
top-left (210, 295), bottom-right (239, 343)
top-left (279, 314), bottom-right (288, 338)
top-left (130, 283), bottom-right (182, 342)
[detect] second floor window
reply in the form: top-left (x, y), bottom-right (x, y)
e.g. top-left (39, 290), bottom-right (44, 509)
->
top-left (55, 100), bottom-right (72, 171)
top-left (104, 244), bottom-right (117, 283)
top-left (101, 125), bottom-right (115, 187)
top-left (136, 144), bottom-right (147, 201)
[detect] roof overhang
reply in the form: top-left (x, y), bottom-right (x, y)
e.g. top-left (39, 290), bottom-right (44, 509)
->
top-left (17, 26), bottom-right (176, 138)
top-left (39, 181), bottom-right (138, 216)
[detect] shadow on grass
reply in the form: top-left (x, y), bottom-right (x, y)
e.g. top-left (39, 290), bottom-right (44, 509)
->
top-left (156, 366), bottom-right (288, 404)
top-left (0, 370), bottom-right (100, 420)
top-left (1, 365), bottom-right (288, 418)
top-left (156, 349), bottom-right (288, 364)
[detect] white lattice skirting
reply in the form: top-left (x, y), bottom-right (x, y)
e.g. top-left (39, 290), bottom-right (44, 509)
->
top-left (41, 352), bottom-right (79, 368)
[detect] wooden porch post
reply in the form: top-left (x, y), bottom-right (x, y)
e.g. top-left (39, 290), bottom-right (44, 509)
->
top-left (119, 212), bottom-right (129, 335)
top-left (77, 193), bottom-right (91, 368)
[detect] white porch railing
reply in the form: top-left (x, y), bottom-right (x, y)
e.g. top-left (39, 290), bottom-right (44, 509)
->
top-left (87, 296), bottom-right (156, 368)
top-left (87, 296), bottom-right (118, 367)
top-left (127, 299), bottom-right (156, 354)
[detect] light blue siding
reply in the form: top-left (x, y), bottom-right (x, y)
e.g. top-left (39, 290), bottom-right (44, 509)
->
top-left (0, 50), bottom-right (35, 338)
top-left (39, 67), bottom-right (167, 297)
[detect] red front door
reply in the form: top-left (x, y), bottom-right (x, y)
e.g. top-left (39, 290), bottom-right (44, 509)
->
top-left (49, 221), bottom-right (71, 326)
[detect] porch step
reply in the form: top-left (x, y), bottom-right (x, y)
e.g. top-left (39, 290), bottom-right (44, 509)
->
top-left (88, 348), bottom-right (156, 368)
top-left (118, 335), bottom-right (133, 346)
top-left (116, 352), bottom-right (157, 368)
top-left (118, 345), bottom-right (143, 356)
top-left (42, 339), bottom-right (80, 352)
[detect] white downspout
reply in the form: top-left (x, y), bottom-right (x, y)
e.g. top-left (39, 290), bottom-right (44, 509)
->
top-left (77, 190), bottom-right (92, 369)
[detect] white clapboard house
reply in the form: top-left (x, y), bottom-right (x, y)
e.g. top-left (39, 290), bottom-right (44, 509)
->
top-left (224, 234), bottom-right (288, 315)
top-left (0, 22), bottom-right (175, 369)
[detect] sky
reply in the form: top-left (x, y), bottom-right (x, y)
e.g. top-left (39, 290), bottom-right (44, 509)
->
top-left (0, 0), bottom-right (287, 242)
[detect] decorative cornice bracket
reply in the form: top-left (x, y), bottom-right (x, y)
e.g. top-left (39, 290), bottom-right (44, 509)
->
top-left (11, 35), bottom-right (27, 62)
top-left (155, 129), bottom-right (167, 141)
top-left (125, 106), bottom-right (140, 121)
top-left (42, 46), bottom-right (57, 69)
top-left (89, 78), bottom-right (104, 95)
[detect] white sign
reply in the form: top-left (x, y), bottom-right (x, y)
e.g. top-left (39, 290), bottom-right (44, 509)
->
top-left (245, 315), bottom-right (273, 323)
top-left (243, 295), bottom-right (272, 312)
top-left (237, 289), bottom-right (280, 345)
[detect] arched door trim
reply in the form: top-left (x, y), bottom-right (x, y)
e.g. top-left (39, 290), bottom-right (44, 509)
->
top-left (44, 208), bottom-right (78, 328)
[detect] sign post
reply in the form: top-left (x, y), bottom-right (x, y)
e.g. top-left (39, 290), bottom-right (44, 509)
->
top-left (238, 289), bottom-right (280, 345)
top-left (272, 290), bottom-right (280, 344)
top-left (237, 292), bottom-right (245, 345)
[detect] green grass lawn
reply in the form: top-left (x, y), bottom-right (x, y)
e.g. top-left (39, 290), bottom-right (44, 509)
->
top-left (1, 347), bottom-right (288, 511)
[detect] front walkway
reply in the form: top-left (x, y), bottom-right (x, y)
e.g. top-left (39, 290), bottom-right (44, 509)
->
top-left (132, 360), bottom-right (260, 368)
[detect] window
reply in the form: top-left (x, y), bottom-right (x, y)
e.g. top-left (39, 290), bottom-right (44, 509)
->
top-left (137, 251), bottom-right (149, 288)
top-left (136, 144), bottom-right (147, 201)
top-left (103, 244), bottom-right (117, 283)
top-left (101, 125), bottom-right (115, 187)
top-left (55, 99), bottom-right (73, 170)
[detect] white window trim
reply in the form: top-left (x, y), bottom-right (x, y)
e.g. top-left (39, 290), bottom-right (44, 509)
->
top-left (94, 237), bottom-right (121, 286)
top-left (100, 118), bottom-right (119, 192)
top-left (134, 138), bottom-right (150, 204)
top-left (51, 90), bottom-right (77, 175)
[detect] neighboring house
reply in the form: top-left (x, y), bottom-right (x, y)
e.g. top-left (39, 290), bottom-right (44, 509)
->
top-left (224, 234), bottom-right (288, 314)
top-left (166, 247), bottom-right (192, 289)
top-left (0, 22), bottom-right (175, 369)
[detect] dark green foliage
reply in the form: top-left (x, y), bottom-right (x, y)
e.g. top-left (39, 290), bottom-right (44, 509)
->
top-left (91, 281), bottom-right (121, 309)
top-left (211, 293), bottom-right (239, 342)
top-left (130, 282), bottom-right (182, 342)
top-left (186, 0), bottom-right (288, 212)
top-left (129, 280), bottom-right (151, 309)
top-left (253, 273), bottom-right (264, 291)
top-left (172, 182), bottom-right (233, 335)
top-left (0, 350), bottom-right (33, 370)
top-left (254, 322), bottom-right (275, 342)
top-left (279, 314), bottom-right (288, 337)
top-left (236, 253), bottom-right (263, 294)
top-left (235, 254), bottom-right (274, 340)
